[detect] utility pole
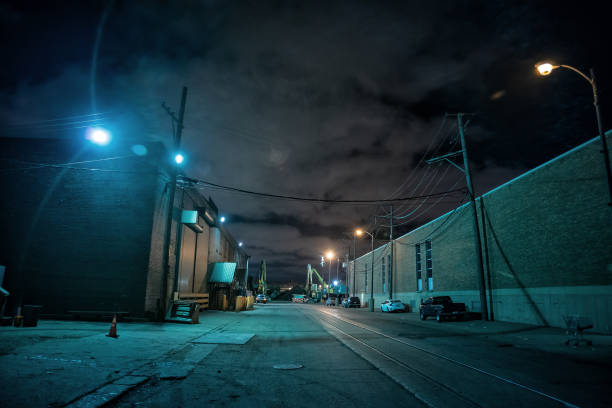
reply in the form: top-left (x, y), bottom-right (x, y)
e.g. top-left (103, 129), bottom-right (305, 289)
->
top-left (345, 253), bottom-right (349, 297)
top-left (389, 205), bottom-right (393, 299)
top-left (374, 204), bottom-right (394, 299)
top-left (426, 113), bottom-right (488, 320)
top-left (352, 237), bottom-right (357, 297)
top-left (336, 258), bottom-right (339, 281)
top-left (160, 86), bottom-right (188, 320)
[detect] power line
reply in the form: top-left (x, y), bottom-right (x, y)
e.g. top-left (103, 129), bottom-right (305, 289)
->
top-left (8, 111), bottom-right (110, 126)
top-left (185, 176), bottom-right (466, 204)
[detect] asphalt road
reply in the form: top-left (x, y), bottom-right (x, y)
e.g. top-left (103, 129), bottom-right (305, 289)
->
top-left (110, 303), bottom-right (426, 408)
top-left (3, 303), bottom-right (609, 407)
top-left (313, 305), bottom-right (612, 408)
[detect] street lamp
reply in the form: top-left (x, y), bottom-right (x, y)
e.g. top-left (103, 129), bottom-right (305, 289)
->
top-left (174, 153), bottom-right (185, 164)
top-left (356, 229), bottom-right (375, 312)
top-left (535, 62), bottom-right (612, 205)
top-left (220, 216), bottom-right (226, 223)
top-left (86, 127), bottom-right (112, 146)
top-left (238, 241), bottom-right (243, 247)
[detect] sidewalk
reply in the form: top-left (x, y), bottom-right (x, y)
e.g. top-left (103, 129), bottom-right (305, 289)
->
top-left (0, 314), bottom-right (236, 408)
top-left (343, 306), bottom-right (612, 364)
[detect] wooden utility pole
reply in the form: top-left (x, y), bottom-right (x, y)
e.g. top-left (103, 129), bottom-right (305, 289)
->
top-left (374, 204), bottom-right (394, 299)
top-left (426, 113), bottom-right (488, 320)
top-left (159, 86), bottom-right (188, 320)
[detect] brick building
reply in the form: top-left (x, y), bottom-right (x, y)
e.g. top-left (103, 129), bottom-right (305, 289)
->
top-left (350, 132), bottom-right (612, 333)
top-left (0, 137), bottom-right (247, 319)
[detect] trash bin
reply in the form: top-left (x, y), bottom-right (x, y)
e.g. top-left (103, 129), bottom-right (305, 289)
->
top-left (23, 305), bottom-right (42, 327)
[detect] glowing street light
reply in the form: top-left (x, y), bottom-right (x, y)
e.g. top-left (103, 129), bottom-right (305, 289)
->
top-left (333, 280), bottom-right (338, 286)
top-left (535, 61), bottom-right (612, 205)
top-left (326, 250), bottom-right (334, 260)
top-left (238, 241), bottom-right (243, 247)
top-left (220, 216), bottom-right (226, 223)
top-left (86, 127), bottom-right (111, 146)
top-left (174, 153), bottom-right (184, 164)
top-left (535, 62), bottom-right (554, 76)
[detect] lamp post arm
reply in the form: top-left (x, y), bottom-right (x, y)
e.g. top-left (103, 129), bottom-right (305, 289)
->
top-left (559, 65), bottom-right (594, 86)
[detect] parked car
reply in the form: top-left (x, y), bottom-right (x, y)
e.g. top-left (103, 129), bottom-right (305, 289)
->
top-left (325, 297), bottom-right (337, 306)
top-left (380, 299), bottom-right (406, 313)
top-left (292, 294), bottom-right (308, 303)
top-left (419, 296), bottom-right (466, 322)
top-left (342, 297), bottom-right (361, 308)
top-left (255, 294), bottom-right (268, 304)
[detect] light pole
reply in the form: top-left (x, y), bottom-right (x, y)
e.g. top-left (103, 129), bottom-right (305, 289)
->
top-left (535, 62), bottom-right (612, 206)
top-left (326, 251), bottom-right (334, 289)
top-left (356, 229), bottom-right (375, 312)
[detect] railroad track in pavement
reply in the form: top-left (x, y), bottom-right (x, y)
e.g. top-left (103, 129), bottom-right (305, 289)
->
top-left (303, 306), bottom-right (579, 408)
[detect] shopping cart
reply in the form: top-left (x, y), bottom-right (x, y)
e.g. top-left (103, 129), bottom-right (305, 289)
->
top-left (562, 315), bottom-right (593, 346)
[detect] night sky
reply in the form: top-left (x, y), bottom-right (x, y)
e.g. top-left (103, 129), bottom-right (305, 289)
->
top-left (2, 1), bottom-right (611, 284)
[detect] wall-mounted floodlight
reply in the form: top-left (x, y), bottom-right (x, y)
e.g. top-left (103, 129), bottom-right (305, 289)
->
top-left (86, 127), bottom-right (112, 146)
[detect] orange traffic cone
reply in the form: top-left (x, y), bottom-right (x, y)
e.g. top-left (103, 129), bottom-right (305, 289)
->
top-left (106, 314), bottom-right (119, 338)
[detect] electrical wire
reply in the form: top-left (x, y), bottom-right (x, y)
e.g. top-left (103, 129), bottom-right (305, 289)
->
top-left (376, 115), bottom-right (456, 218)
top-left (8, 112), bottom-right (110, 127)
top-left (186, 176), bottom-right (466, 204)
top-left (383, 115), bottom-right (449, 200)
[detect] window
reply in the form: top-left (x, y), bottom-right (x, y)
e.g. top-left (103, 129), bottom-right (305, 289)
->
top-left (381, 256), bottom-right (386, 293)
top-left (426, 240), bottom-right (433, 291)
top-left (388, 254), bottom-right (392, 287)
top-left (415, 244), bottom-right (422, 291)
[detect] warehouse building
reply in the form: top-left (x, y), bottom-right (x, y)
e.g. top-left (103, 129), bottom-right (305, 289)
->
top-left (350, 132), bottom-right (612, 333)
top-left (0, 137), bottom-right (247, 320)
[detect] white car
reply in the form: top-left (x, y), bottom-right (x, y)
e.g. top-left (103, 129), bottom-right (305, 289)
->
top-left (380, 299), bottom-right (406, 313)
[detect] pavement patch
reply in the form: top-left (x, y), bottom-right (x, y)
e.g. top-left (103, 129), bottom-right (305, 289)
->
top-left (66, 384), bottom-right (130, 408)
top-left (272, 363), bottom-right (303, 370)
top-left (113, 375), bottom-right (149, 386)
top-left (192, 332), bottom-right (254, 345)
top-left (159, 365), bottom-right (192, 380)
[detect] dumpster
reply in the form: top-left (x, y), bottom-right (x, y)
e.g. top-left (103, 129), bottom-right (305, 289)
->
top-left (23, 305), bottom-right (42, 327)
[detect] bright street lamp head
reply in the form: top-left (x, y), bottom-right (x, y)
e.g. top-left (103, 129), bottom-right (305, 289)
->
top-left (536, 62), bottom-right (555, 76)
top-left (238, 241), bottom-right (243, 247)
top-left (326, 251), bottom-right (334, 260)
top-left (355, 229), bottom-right (363, 236)
top-left (174, 153), bottom-right (184, 164)
top-left (86, 127), bottom-right (111, 146)
top-left (220, 216), bottom-right (226, 223)
top-left (333, 280), bottom-right (338, 286)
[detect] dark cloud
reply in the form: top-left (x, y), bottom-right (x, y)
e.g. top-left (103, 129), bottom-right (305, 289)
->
top-left (2, 0), bottom-right (610, 282)
top-left (230, 212), bottom-right (347, 238)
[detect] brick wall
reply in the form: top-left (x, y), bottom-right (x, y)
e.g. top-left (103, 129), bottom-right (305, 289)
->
top-left (0, 138), bottom-right (165, 317)
top-left (351, 133), bottom-right (612, 332)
